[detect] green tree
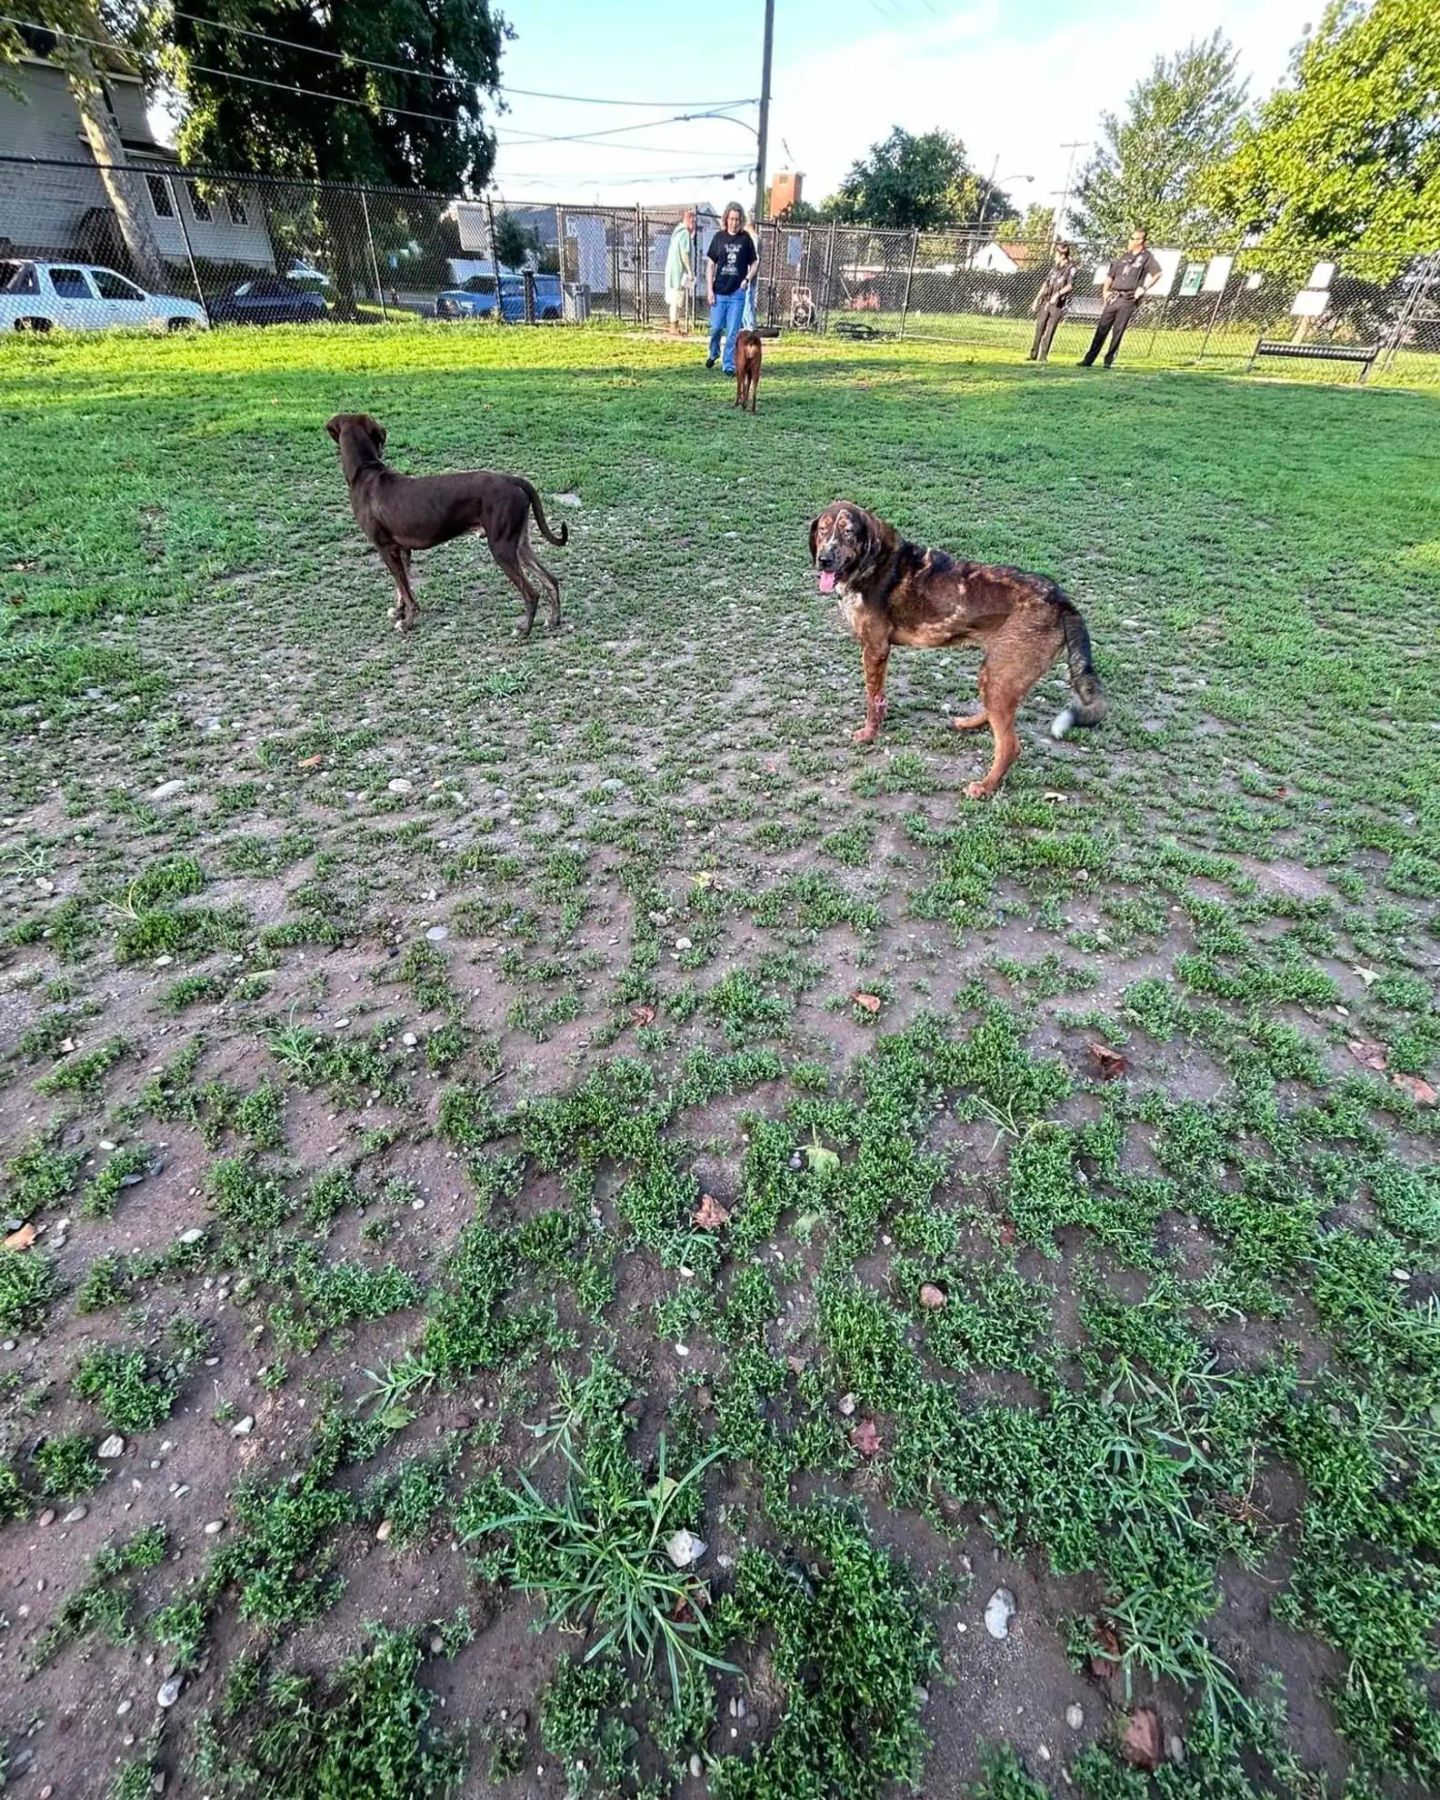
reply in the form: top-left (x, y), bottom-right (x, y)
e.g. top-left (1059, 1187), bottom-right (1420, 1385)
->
top-left (1071, 32), bottom-right (1247, 248)
top-left (492, 211), bottom-right (539, 270)
top-left (1202, 0), bottom-right (1440, 282)
top-left (1, 6), bottom-right (167, 287)
top-left (826, 127), bottom-right (1009, 229)
top-left (165, 0), bottom-right (507, 190)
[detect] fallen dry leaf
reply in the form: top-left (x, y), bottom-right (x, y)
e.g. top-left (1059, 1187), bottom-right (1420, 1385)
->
top-left (4, 1222), bottom-right (37, 1252)
top-left (1352, 965), bottom-right (1380, 988)
top-left (786, 1354), bottom-right (807, 1375)
top-left (850, 1418), bottom-right (882, 1458)
top-left (631, 1005), bottom-right (656, 1027)
top-left (850, 992), bottom-right (882, 1014)
top-left (297, 753), bottom-right (324, 770)
top-left (1391, 1072), bottom-right (1437, 1108)
top-left (693, 1193), bottom-right (731, 1231)
top-left (919, 1283), bottom-right (947, 1310)
top-left (1120, 1708), bottom-right (1163, 1772)
top-left (1088, 1042), bottom-right (1128, 1081)
top-left (1347, 1039), bottom-right (1389, 1073)
top-left (1088, 1619), bottom-right (1123, 1680)
top-left (1043, 790), bottom-right (1067, 802)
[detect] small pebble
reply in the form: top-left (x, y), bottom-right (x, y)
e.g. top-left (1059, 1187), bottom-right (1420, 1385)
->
top-left (675, 936), bottom-right (693, 950)
top-left (99, 1434), bottom-right (126, 1459)
top-left (387, 778), bottom-right (413, 794)
top-left (690, 1753), bottom-right (703, 1779)
top-left (179, 1228), bottom-right (204, 1245)
top-left (204, 1520), bottom-right (225, 1536)
top-left (376, 1519), bottom-right (394, 1542)
top-left (156, 1675), bottom-right (183, 1709)
top-left (38, 1509), bottom-right (56, 1528)
top-left (63, 1505), bottom-right (87, 1524)
top-left (117, 1700), bottom-right (133, 1717)
top-left (1066, 1703), bottom-right (1085, 1731)
top-left (426, 925), bottom-right (449, 942)
top-left (231, 1416), bottom-right (255, 1438)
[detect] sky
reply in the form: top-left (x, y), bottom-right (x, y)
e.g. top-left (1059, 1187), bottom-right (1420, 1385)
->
top-left (487, 0), bottom-right (1317, 220)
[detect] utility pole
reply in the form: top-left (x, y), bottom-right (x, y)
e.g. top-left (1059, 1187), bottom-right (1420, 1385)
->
top-left (1052, 141), bottom-right (1088, 248)
top-left (754, 0), bottom-right (775, 225)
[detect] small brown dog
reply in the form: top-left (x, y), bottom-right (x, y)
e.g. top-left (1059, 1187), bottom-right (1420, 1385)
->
top-left (809, 500), bottom-right (1106, 797)
top-left (734, 330), bottom-right (762, 413)
top-left (326, 413), bottom-right (568, 636)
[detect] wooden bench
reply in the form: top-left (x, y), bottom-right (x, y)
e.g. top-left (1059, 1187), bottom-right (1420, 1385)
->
top-left (1248, 337), bottom-right (1378, 382)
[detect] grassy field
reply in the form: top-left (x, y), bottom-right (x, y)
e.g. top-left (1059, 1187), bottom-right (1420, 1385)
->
top-left (0, 320), bottom-right (1438, 1800)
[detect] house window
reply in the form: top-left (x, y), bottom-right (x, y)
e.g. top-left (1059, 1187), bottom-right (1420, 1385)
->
top-left (225, 190), bottom-right (249, 227)
top-left (146, 174), bottom-right (175, 220)
top-left (188, 185), bottom-right (213, 223)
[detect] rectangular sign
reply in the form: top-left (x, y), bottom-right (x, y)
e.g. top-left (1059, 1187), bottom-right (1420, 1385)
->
top-left (1179, 261), bottom-right (1206, 297)
top-left (1202, 254), bottom-right (1234, 293)
top-left (1291, 288), bottom-right (1329, 317)
top-left (1308, 260), bottom-right (1336, 289)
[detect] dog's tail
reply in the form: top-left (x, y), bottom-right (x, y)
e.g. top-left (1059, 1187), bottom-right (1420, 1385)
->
top-left (1050, 600), bottom-right (1108, 740)
top-left (522, 482), bottom-right (569, 547)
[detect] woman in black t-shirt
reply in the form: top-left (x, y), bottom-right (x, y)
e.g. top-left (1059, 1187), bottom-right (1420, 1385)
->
top-left (705, 202), bottom-right (758, 374)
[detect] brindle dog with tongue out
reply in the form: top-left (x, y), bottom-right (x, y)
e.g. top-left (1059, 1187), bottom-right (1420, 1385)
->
top-left (809, 500), bottom-right (1107, 798)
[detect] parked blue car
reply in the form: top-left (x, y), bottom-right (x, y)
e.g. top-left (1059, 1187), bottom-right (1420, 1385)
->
top-left (435, 273), bottom-right (564, 322)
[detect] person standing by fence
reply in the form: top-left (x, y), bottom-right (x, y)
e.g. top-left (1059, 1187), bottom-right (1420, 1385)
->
top-left (665, 207), bottom-right (696, 335)
top-left (1080, 228), bottom-right (1162, 369)
top-left (1028, 242), bottom-right (1076, 363)
top-left (705, 203), bottom-right (757, 374)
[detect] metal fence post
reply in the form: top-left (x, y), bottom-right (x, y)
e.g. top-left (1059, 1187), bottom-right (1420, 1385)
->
top-left (171, 175), bottom-right (205, 312)
top-left (1195, 244), bottom-right (1234, 364)
top-left (634, 204), bottom-right (644, 326)
top-left (899, 227), bottom-right (920, 338)
top-left (359, 187), bottom-right (387, 321)
top-left (821, 218), bottom-right (837, 335)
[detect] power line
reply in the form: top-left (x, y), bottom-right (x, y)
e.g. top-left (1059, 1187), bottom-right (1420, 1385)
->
top-left (3, 14), bottom-right (757, 147)
top-left (167, 8), bottom-right (756, 111)
top-left (0, 14), bottom-right (470, 123)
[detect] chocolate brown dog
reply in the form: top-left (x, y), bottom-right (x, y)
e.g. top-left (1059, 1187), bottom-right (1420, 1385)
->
top-left (326, 413), bottom-right (568, 636)
top-left (809, 501), bottom-right (1106, 797)
top-left (734, 330), bottom-right (762, 413)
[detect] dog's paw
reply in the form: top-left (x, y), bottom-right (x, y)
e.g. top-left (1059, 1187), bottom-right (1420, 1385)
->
top-left (853, 725), bottom-right (878, 745)
top-left (964, 780), bottom-right (993, 801)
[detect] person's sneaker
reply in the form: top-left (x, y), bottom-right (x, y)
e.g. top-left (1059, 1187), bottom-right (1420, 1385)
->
top-left (1078, 359), bottom-right (1092, 367)
top-left (706, 356), bottom-right (716, 368)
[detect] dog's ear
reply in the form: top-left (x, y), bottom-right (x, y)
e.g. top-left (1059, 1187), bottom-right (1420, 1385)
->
top-left (325, 415), bottom-right (343, 442)
top-left (808, 515), bottom-right (820, 561)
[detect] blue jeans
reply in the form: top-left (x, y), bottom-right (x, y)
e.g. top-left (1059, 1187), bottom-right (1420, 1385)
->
top-left (708, 289), bottom-right (746, 371)
top-left (743, 285), bottom-right (757, 330)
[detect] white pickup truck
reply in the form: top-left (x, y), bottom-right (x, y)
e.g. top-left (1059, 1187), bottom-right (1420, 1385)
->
top-left (0, 259), bottom-right (207, 333)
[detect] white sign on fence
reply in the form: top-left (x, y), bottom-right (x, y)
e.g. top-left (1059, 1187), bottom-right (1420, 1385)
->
top-left (1291, 288), bottom-right (1329, 317)
top-left (1202, 255), bottom-right (1234, 293)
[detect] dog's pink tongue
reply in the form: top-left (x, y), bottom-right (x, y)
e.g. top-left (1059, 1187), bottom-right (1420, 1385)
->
top-left (817, 570), bottom-right (836, 593)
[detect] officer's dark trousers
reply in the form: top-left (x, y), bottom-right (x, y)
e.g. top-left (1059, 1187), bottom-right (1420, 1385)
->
top-left (1081, 294), bottom-right (1140, 366)
top-left (1030, 302), bottom-right (1067, 361)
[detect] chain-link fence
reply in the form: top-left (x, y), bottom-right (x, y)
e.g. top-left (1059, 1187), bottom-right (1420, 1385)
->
top-left (2, 155), bottom-right (1437, 381)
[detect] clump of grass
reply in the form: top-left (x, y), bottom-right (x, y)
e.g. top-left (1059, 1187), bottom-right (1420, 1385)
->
top-left (187, 1628), bottom-right (464, 1799)
top-left (80, 1143), bottom-right (153, 1218)
top-left (72, 1323), bottom-right (209, 1435)
top-left (32, 1432), bottom-right (103, 1499)
top-left (461, 1367), bottom-right (730, 1702)
top-left (33, 1523), bottom-right (168, 1665)
top-left (0, 1245), bottom-right (59, 1334)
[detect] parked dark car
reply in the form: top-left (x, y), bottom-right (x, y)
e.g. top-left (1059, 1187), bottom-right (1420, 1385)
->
top-left (207, 275), bottom-right (327, 326)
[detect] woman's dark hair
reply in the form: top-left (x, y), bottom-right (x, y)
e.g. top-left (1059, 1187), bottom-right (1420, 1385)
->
top-left (723, 203), bottom-right (746, 229)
